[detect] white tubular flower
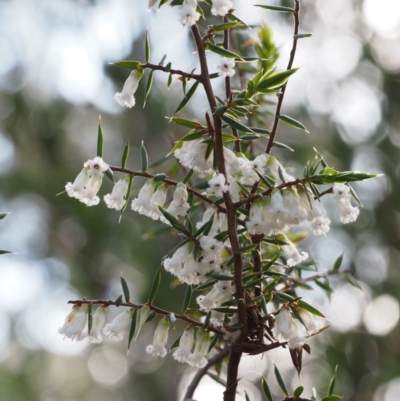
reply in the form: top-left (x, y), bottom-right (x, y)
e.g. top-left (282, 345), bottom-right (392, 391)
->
top-left (88, 306), bottom-right (106, 344)
top-left (267, 156), bottom-right (295, 184)
top-left (174, 139), bottom-right (214, 173)
top-left (207, 173), bottom-right (228, 197)
top-left (134, 305), bottom-right (151, 341)
top-left (148, 0), bottom-right (158, 10)
top-left (188, 329), bottom-right (210, 368)
top-left (217, 57), bottom-right (235, 77)
top-left (280, 235), bottom-right (309, 267)
top-left (66, 168), bottom-right (90, 199)
top-left (173, 326), bottom-right (195, 364)
top-left (199, 235), bottom-right (224, 270)
top-left (223, 147), bottom-right (242, 177)
top-left (86, 157), bottom-right (109, 175)
top-left (179, 0), bottom-right (200, 26)
top-left (281, 189), bottom-right (307, 226)
top-left (228, 180), bottom-right (241, 202)
top-left (211, 0), bottom-right (233, 16)
top-left (163, 183), bottom-right (190, 222)
top-left (146, 318), bottom-right (170, 358)
top-left (103, 309), bottom-right (133, 341)
top-left (332, 183), bottom-right (360, 224)
top-left (164, 243), bottom-right (191, 277)
top-left (148, 185), bottom-right (167, 220)
top-left (114, 69), bottom-right (143, 108)
top-left (252, 154), bottom-right (268, 174)
top-left (131, 180), bottom-right (155, 215)
top-left (274, 306), bottom-right (306, 350)
top-left (247, 200), bottom-right (268, 235)
top-left (58, 305), bottom-right (88, 341)
top-left (197, 269), bottom-right (233, 311)
top-left (298, 188), bottom-right (331, 236)
top-left (104, 176), bottom-right (130, 211)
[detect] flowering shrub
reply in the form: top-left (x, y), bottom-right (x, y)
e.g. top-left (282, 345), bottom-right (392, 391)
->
top-left (59, 1), bottom-right (378, 400)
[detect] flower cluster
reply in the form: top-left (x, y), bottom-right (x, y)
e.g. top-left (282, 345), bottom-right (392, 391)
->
top-left (273, 306), bottom-right (329, 350)
top-left (178, 0), bottom-right (200, 26)
top-left (211, 0), bottom-right (233, 16)
top-left (164, 235), bottom-right (225, 285)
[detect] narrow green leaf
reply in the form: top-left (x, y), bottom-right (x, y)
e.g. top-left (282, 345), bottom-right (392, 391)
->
top-left (294, 33), bottom-right (312, 38)
top-left (0, 212), bottom-right (10, 220)
top-left (195, 280), bottom-right (217, 292)
top-left (207, 372), bottom-right (227, 387)
top-left (183, 169), bottom-right (195, 184)
top-left (262, 378), bottom-right (274, 401)
top-left (173, 81), bottom-right (200, 115)
top-left (245, 391), bottom-right (250, 401)
top-left (290, 305), bottom-right (307, 329)
top-left (158, 0), bottom-right (169, 8)
top-left (140, 141), bottom-right (148, 172)
top-left (145, 29), bottom-right (150, 63)
top-left (128, 309), bottom-right (138, 350)
top-left (194, 219), bottom-right (214, 238)
top-left (214, 22), bottom-right (240, 31)
top-left (97, 117), bottom-right (104, 158)
top-left (238, 244), bottom-right (258, 254)
top-left (343, 273), bottom-right (362, 290)
top-left (143, 70), bottom-right (154, 107)
top-left (294, 386), bottom-right (304, 399)
top-left (121, 141), bottom-right (130, 169)
top-left (274, 364), bottom-right (289, 396)
top-left (276, 292), bottom-right (295, 303)
top-left (320, 397), bottom-right (342, 401)
top-left (257, 68), bottom-right (298, 91)
top-left (115, 295), bottom-right (123, 306)
top-left (171, 334), bottom-right (182, 350)
top-left (88, 304), bottom-right (93, 335)
top-left (261, 296), bottom-right (268, 315)
top-left (206, 41), bottom-right (243, 60)
top-left (121, 275), bottom-right (130, 302)
top-left (279, 114), bottom-right (309, 133)
top-left (148, 269), bottom-right (162, 303)
top-left (208, 334), bottom-right (220, 352)
top-left (158, 206), bottom-right (189, 233)
top-left (212, 307), bottom-right (238, 314)
top-left (168, 73), bottom-right (173, 88)
top-left (297, 300), bottom-right (325, 317)
top-left (204, 311), bottom-right (212, 328)
top-left (327, 365), bottom-right (338, 396)
top-left (209, 274), bottom-right (234, 281)
top-left (119, 175), bottom-right (133, 218)
top-left (112, 60), bottom-right (141, 69)
top-left (146, 311), bottom-right (157, 322)
top-left (182, 285), bottom-right (192, 313)
top-left (153, 173), bottom-right (166, 182)
top-left (254, 4), bottom-right (294, 12)
top-left (220, 115), bottom-right (255, 133)
top-left (332, 254), bottom-right (343, 272)
top-left (170, 117), bottom-right (205, 130)
top-left (273, 141), bottom-right (294, 152)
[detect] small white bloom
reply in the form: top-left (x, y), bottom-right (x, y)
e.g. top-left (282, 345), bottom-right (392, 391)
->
top-left (228, 180), bottom-right (241, 202)
top-left (174, 139), bottom-right (214, 173)
top-left (280, 235), bottom-right (308, 267)
top-left (164, 243), bottom-right (192, 277)
top-left (173, 326), bottom-right (195, 364)
top-left (188, 329), bottom-right (210, 368)
top-left (88, 306), bottom-right (106, 344)
top-left (217, 57), bottom-right (235, 77)
top-left (146, 318), bottom-right (170, 358)
top-left (66, 168), bottom-right (90, 199)
top-left (211, 0), bottom-right (233, 16)
top-left (179, 0), bottom-right (200, 26)
top-left (115, 70), bottom-right (143, 108)
top-left (267, 156), bottom-right (295, 183)
top-left (58, 305), bottom-right (88, 341)
top-left (207, 173), bottom-right (228, 197)
top-left (332, 183), bottom-right (360, 224)
top-left (163, 183), bottom-right (190, 223)
top-left (131, 180), bottom-right (155, 215)
top-left (86, 157), bottom-right (109, 175)
top-left (103, 309), bottom-right (133, 341)
top-left (147, 185), bottom-right (167, 220)
top-left (104, 176), bottom-right (130, 211)
top-left (252, 154), bottom-right (268, 174)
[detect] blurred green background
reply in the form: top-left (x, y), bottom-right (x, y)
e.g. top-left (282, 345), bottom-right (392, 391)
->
top-left (0, 0), bottom-right (399, 400)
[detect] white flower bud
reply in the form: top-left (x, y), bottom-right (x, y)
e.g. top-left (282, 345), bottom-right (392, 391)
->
top-left (103, 309), bottom-right (133, 341)
top-left (188, 329), bottom-right (210, 368)
top-left (332, 183), bottom-right (360, 224)
top-left (131, 180), bottom-right (155, 215)
top-left (104, 176), bottom-right (130, 211)
top-left (173, 326), bottom-right (195, 364)
top-left (179, 0), bottom-right (200, 26)
top-left (146, 318), bottom-right (170, 358)
top-left (115, 70), bottom-right (143, 108)
top-left (207, 173), bottom-right (228, 197)
top-left (211, 0), bottom-right (233, 16)
top-left (66, 168), bottom-right (90, 199)
top-left (88, 306), bottom-right (106, 344)
top-left (58, 305), bottom-right (88, 341)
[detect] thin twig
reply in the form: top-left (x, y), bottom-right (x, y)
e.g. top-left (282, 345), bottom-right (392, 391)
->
top-left (265, 0), bottom-right (301, 154)
top-left (142, 63), bottom-right (200, 81)
top-left (183, 346), bottom-right (230, 401)
top-left (68, 298), bottom-right (224, 335)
